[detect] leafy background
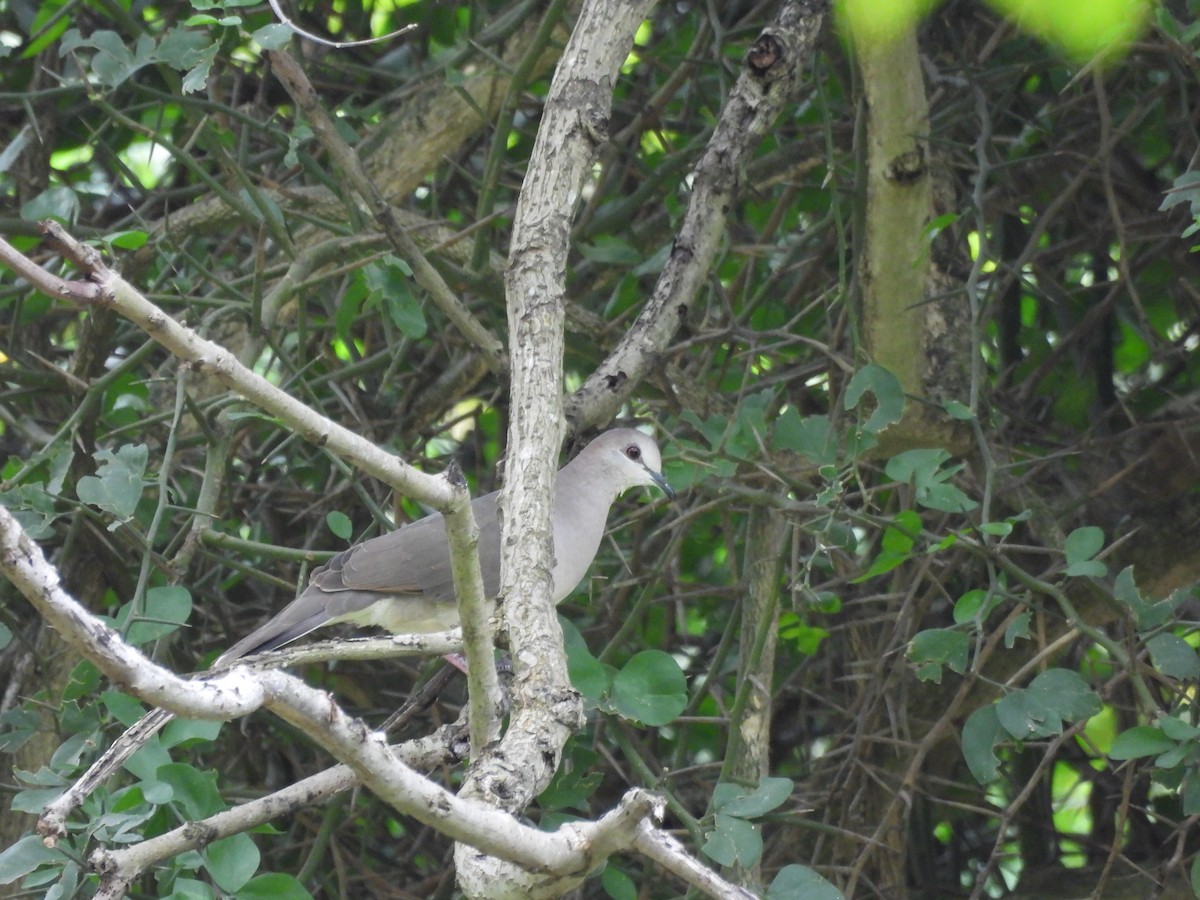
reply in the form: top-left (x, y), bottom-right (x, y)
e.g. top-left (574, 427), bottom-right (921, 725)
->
top-left (3, 0), bottom-right (1200, 897)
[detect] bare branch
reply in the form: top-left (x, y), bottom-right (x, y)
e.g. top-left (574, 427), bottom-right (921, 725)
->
top-left (565, 0), bottom-right (827, 431)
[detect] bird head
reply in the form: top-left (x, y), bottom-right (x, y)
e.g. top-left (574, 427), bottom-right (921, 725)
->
top-left (582, 428), bottom-right (675, 499)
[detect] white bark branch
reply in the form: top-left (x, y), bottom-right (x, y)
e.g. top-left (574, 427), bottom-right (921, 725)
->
top-left (474, 0), bottom-right (659, 798)
top-left (0, 506), bottom-right (740, 898)
top-left (2, 224), bottom-right (457, 511)
top-left (0, 223), bottom-right (495, 746)
top-left (87, 723), bottom-right (470, 896)
top-left (36, 630), bottom-right (466, 837)
top-left (455, 0), bottom-right (657, 893)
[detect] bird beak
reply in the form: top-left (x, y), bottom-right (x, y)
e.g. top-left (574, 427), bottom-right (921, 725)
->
top-left (648, 468), bottom-right (675, 499)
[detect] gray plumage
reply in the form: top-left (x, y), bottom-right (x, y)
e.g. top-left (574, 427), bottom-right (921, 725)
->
top-left (216, 429), bottom-right (672, 664)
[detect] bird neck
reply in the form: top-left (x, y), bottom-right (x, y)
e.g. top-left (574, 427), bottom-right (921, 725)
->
top-left (549, 458), bottom-right (620, 601)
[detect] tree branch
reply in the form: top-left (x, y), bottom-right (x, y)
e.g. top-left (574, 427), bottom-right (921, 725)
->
top-left (565, 0), bottom-right (828, 431)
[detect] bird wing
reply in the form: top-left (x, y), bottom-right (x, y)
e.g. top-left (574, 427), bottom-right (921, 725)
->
top-left (310, 491), bottom-right (502, 601)
top-left (216, 492), bottom-right (503, 663)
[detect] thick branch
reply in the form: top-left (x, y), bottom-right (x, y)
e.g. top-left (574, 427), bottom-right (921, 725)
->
top-left (456, 0), bottom-right (656, 892)
top-left (3, 225), bottom-right (458, 510)
top-left (88, 723), bottom-right (470, 892)
top-left (0, 505), bottom-right (726, 897)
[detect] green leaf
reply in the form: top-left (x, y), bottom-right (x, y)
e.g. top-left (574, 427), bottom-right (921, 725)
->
top-left (884, 449), bottom-right (950, 484)
top-left (13, 766), bottom-right (69, 787)
top-left (0, 834), bottom-right (67, 885)
top-left (701, 814), bottom-right (762, 867)
top-left (326, 511), bottom-right (353, 540)
top-left (920, 482), bottom-right (978, 512)
top-left (1005, 611), bottom-right (1031, 647)
top-left (46, 443), bottom-right (74, 495)
top-left (768, 865), bottom-right (846, 900)
top-left (855, 510), bottom-right (920, 582)
top-left (21, 185), bottom-right (80, 224)
top-left (203, 832), bottom-right (259, 893)
top-left (845, 364), bottom-right (905, 434)
top-left (633, 242), bottom-right (671, 276)
top-left (50, 728), bottom-right (99, 769)
top-left (161, 717), bottom-right (222, 750)
top-left (908, 629), bottom-right (968, 683)
top-left (962, 705), bottom-right (1005, 783)
top-left (117, 585), bottom-right (193, 646)
top-left (155, 27), bottom-right (214, 71)
top-left (101, 690), bottom-right (147, 726)
top-left (252, 23), bottom-right (294, 50)
top-left (1162, 170), bottom-right (1200, 210)
top-left (1064, 559), bottom-right (1107, 577)
top-left (600, 863), bottom-right (637, 900)
top-left (76, 444), bottom-right (148, 523)
top-left (1183, 770), bottom-right (1200, 816)
top-left (283, 121), bottom-right (315, 168)
top-left (0, 708), bottom-right (41, 753)
top-left (1156, 744), bottom-right (1187, 769)
top-left (884, 510), bottom-right (920, 552)
top-left (11, 786), bottom-right (69, 815)
top-left (1063, 526), bottom-right (1105, 575)
top-left (1112, 567), bottom-right (1188, 630)
top-left (1026, 669), bottom-right (1102, 721)
top-left (1109, 725), bottom-right (1176, 760)
top-left (985, 0), bottom-right (1149, 63)
top-left (156, 763), bottom-right (225, 819)
top-left (682, 410), bottom-right (731, 452)
top-left (854, 550), bottom-right (907, 582)
top-left (362, 255), bottom-right (425, 339)
top-left (994, 670), bottom-right (1099, 744)
top-left (884, 449), bottom-right (977, 512)
top-left (713, 776), bottom-right (794, 818)
top-left (61, 29), bottom-right (158, 87)
top-left (335, 274), bottom-right (367, 342)
top-left (103, 230), bottom-right (148, 249)
top-left (123, 737), bottom-right (172, 783)
top-left (63, 660), bottom-right (101, 701)
top-left (562, 618), bottom-right (613, 708)
top-left (1159, 716), bottom-right (1200, 742)
top-left (1146, 633), bottom-right (1200, 680)
top-left (953, 589), bottom-right (1002, 625)
top-left (161, 877), bottom-right (216, 900)
top-left (539, 747), bottom-right (602, 812)
top-left (233, 873), bottom-right (313, 900)
top-left (578, 236), bottom-right (640, 265)
top-left (382, 281), bottom-right (427, 339)
top-left (610, 650), bottom-right (687, 726)
top-left (996, 689), bottom-right (1055, 740)
top-left (138, 779), bottom-right (174, 805)
top-left (0, 483), bottom-right (59, 539)
top-left (21, 9), bottom-right (70, 58)
top-left (772, 410), bottom-right (836, 465)
top-left (943, 399), bottom-right (974, 420)
top-left (779, 613), bottom-right (829, 655)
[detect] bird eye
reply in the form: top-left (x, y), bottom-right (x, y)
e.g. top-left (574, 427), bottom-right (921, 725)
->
top-left (625, 445), bottom-right (641, 461)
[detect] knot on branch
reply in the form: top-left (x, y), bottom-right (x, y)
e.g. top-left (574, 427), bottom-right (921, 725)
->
top-left (886, 146), bottom-right (928, 186)
top-left (747, 33), bottom-right (785, 75)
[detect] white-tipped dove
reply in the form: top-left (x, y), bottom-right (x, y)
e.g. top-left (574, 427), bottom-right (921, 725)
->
top-left (216, 429), bottom-right (672, 663)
